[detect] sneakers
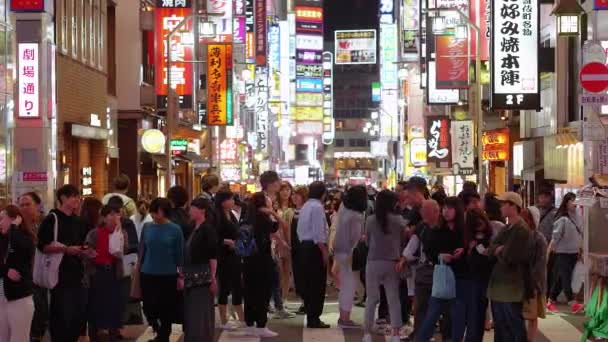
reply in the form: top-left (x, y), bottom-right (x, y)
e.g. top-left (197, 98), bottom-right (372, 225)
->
top-left (273, 309), bottom-right (296, 319)
top-left (243, 326), bottom-right (258, 336)
top-left (338, 319), bottom-right (361, 329)
top-left (257, 327), bottom-right (279, 338)
top-left (219, 322), bottom-right (237, 331)
top-left (571, 302), bottom-right (584, 314)
top-left (362, 333), bottom-right (372, 342)
top-left (296, 305), bottom-right (306, 315)
top-left (546, 301), bottom-right (559, 313)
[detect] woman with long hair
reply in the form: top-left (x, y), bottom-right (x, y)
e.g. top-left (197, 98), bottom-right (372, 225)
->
top-left (84, 205), bottom-right (129, 341)
top-left (417, 197), bottom-right (466, 342)
top-left (0, 205), bottom-right (36, 342)
top-left (214, 190), bottom-right (244, 329)
top-left (291, 186), bottom-right (309, 315)
top-left (140, 198), bottom-right (184, 342)
top-left (547, 192), bottom-right (583, 314)
top-left (465, 208), bottom-right (494, 342)
top-left (362, 190), bottom-right (405, 342)
top-left (520, 208), bottom-right (548, 342)
top-left (274, 182), bottom-right (295, 312)
top-left (333, 185), bottom-right (367, 328)
top-left (182, 198), bottom-right (218, 342)
top-left (242, 192), bottom-right (282, 338)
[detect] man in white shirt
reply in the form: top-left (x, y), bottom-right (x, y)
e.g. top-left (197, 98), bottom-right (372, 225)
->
top-left (297, 181), bottom-right (330, 328)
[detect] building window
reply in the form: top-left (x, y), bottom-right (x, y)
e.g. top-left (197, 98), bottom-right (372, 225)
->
top-left (81, 0), bottom-right (86, 63)
top-left (71, 0), bottom-right (78, 59)
top-left (357, 139), bottom-right (367, 147)
top-left (99, 2), bottom-right (106, 70)
top-left (60, 0), bottom-right (68, 54)
top-left (92, 0), bottom-right (99, 67)
top-left (335, 139), bottom-right (344, 147)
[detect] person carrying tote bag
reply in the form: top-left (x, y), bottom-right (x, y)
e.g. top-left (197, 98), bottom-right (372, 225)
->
top-left (33, 213), bottom-right (63, 289)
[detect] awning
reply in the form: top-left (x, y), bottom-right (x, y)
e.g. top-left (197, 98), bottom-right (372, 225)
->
top-left (71, 123), bottom-right (109, 140)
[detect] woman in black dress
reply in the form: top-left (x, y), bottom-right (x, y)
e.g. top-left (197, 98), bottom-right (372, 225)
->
top-left (182, 198), bottom-right (218, 342)
top-left (215, 190), bottom-right (245, 329)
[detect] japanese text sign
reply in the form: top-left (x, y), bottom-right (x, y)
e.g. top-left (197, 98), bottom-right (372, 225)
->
top-left (491, 0), bottom-right (540, 109)
top-left (220, 139), bottom-right (239, 160)
top-left (18, 43), bottom-right (39, 118)
top-left (11, 0), bottom-right (44, 11)
top-left (436, 35), bottom-right (469, 89)
top-left (255, 0), bottom-right (267, 65)
top-left (426, 116), bottom-right (452, 167)
top-left (482, 128), bottom-right (510, 161)
top-left (207, 44), bottom-right (231, 125)
top-left (155, 7), bottom-right (193, 97)
top-left (255, 67), bottom-right (269, 153)
top-left (203, 0), bottom-right (233, 43)
top-left (379, 0), bottom-right (395, 23)
top-left (451, 120), bottom-right (474, 169)
top-left (156, 0), bottom-right (190, 8)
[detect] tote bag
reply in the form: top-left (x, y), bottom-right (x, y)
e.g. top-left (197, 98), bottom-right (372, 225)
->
top-left (33, 213), bottom-right (64, 289)
top-left (431, 258), bottom-right (456, 299)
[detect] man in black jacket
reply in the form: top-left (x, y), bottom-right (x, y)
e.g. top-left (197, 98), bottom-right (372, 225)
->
top-left (38, 185), bottom-right (89, 342)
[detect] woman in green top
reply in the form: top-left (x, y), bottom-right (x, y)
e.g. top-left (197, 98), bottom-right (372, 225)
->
top-left (140, 198), bottom-right (184, 342)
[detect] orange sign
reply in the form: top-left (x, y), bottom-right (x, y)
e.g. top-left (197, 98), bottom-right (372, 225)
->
top-left (482, 128), bottom-right (510, 161)
top-left (295, 6), bottom-right (323, 22)
top-left (207, 44), bottom-right (229, 125)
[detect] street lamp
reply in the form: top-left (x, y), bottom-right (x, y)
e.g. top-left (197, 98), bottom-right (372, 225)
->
top-left (426, 8), bottom-right (484, 194)
top-left (551, 0), bottom-right (585, 36)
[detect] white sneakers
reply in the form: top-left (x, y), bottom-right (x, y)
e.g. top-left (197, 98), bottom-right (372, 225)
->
top-left (243, 326), bottom-right (279, 338)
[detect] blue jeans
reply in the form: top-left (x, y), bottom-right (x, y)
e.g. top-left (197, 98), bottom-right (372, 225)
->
top-left (451, 277), bottom-right (473, 342)
top-left (490, 301), bottom-right (527, 342)
top-left (271, 259), bottom-right (284, 310)
top-left (417, 297), bottom-right (456, 342)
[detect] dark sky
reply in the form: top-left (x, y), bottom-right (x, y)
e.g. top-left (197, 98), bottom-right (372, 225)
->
top-left (323, 0), bottom-right (379, 41)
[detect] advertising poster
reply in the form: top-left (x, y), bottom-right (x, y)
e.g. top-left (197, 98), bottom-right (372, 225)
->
top-left (335, 30), bottom-right (377, 64)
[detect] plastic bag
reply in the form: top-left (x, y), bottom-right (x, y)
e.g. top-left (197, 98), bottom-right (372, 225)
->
top-left (432, 258), bottom-right (456, 299)
top-left (109, 229), bottom-right (124, 257)
top-left (571, 260), bottom-right (587, 294)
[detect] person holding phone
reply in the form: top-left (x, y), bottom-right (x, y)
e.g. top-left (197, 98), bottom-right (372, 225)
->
top-left (38, 185), bottom-right (90, 342)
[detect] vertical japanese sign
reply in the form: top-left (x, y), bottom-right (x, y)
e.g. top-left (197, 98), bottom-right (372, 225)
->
top-left (268, 21), bottom-right (281, 102)
top-left (435, 35), bottom-right (469, 89)
top-left (18, 43), bottom-right (39, 118)
top-left (426, 116), bottom-right (452, 168)
top-left (470, 0), bottom-right (490, 60)
top-left (380, 24), bottom-right (399, 139)
top-left (255, 67), bottom-right (269, 153)
top-left (155, 7), bottom-right (193, 101)
top-left (322, 52), bottom-right (334, 145)
top-left (491, 0), bottom-right (540, 109)
top-left (401, 0), bottom-right (419, 55)
top-left (451, 120), bottom-right (474, 170)
top-left (207, 45), bottom-right (231, 125)
top-left (254, 0), bottom-right (267, 66)
top-left (379, 0), bottom-right (395, 23)
top-left (245, 0), bottom-right (255, 62)
top-left (204, 0), bottom-right (233, 43)
top-left (234, 16), bottom-right (246, 43)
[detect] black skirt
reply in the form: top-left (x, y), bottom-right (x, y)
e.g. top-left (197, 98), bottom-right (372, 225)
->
top-left (89, 265), bottom-right (123, 329)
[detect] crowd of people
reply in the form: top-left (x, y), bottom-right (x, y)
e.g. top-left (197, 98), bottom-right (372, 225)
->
top-left (0, 172), bottom-right (586, 342)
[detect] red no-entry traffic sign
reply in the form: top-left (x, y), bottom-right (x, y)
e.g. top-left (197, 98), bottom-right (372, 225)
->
top-left (580, 62), bottom-right (608, 93)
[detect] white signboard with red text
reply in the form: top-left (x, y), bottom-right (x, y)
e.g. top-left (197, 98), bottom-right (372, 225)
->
top-left (18, 43), bottom-right (39, 118)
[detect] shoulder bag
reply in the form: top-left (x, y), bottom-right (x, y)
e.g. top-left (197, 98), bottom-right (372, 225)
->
top-left (33, 213), bottom-right (64, 289)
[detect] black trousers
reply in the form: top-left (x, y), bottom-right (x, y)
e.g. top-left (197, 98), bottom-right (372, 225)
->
top-left (243, 255), bottom-right (273, 328)
top-left (550, 253), bottom-right (579, 302)
top-left (218, 257), bottom-right (243, 306)
top-left (399, 279), bottom-right (411, 324)
top-left (49, 285), bottom-right (87, 342)
top-left (141, 273), bottom-right (178, 342)
top-left (300, 242), bottom-right (327, 324)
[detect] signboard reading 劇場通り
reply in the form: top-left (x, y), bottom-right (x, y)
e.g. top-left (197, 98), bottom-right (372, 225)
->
top-left (334, 30), bottom-right (377, 65)
top-left (18, 43), bottom-right (39, 118)
top-left (491, 0), bottom-right (540, 110)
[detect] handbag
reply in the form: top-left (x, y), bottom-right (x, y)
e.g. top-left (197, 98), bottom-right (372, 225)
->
top-left (571, 260), bottom-right (587, 294)
top-left (351, 240), bottom-right (368, 271)
top-left (33, 213), bottom-right (64, 289)
top-left (122, 253), bottom-right (138, 277)
top-left (431, 258), bottom-right (456, 299)
top-left (182, 263), bottom-right (212, 289)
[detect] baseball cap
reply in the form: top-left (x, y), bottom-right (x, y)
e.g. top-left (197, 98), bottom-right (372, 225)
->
top-left (496, 192), bottom-right (523, 208)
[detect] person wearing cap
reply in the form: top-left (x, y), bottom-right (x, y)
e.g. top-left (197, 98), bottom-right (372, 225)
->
top-left (487, 192), bottom-right (533, 342)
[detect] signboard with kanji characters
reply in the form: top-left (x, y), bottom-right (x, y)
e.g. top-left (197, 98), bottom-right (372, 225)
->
top-left (254, 0), bottom-right (266, 65)
top-left (255, 67), bottom-right (269, 153)
top-left (426, 116), bottom-right (452, 168)
top-left (435, 35), bottom-right (469, 89)
top-left (491, 0), bottom-right (540, 110)
top-left (206, 44), bottom-right (232, 125)
top-left (451, 120), bottom-right (475, 170)
top-left (18, 43), bottom-right (39, 118)
top-left (156, 0), bottom-right (191, 8)
top-left (482, 128), bottom-right (510, 161)
top-left (155, 7), bottom-right (193, 99)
